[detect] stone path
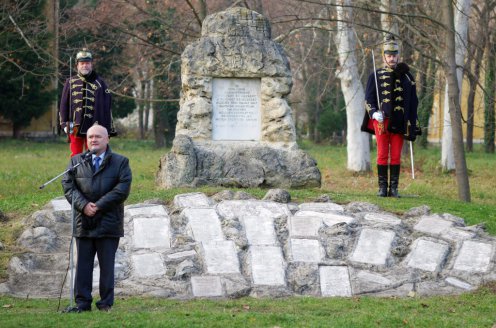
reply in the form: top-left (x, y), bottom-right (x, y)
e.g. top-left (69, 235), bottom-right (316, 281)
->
top-left (1, 191), bottom-right (495, 299)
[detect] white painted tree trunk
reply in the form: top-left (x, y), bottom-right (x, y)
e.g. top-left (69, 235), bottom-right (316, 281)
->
top-left (335, 0), bottom-right (371, 172)
top-left (380, 0), bottom-right (399, 35)
top-left (441, 0), bottom-right (471, 170)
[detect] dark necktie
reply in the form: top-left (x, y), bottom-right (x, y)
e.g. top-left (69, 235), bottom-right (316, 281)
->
top-left (93, 157), bottom-right (101, 172)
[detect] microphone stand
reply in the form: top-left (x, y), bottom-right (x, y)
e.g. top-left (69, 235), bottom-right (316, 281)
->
top-left (39, 151), bottom-right (93, 311)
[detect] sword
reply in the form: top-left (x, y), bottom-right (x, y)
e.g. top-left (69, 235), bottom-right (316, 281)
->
top-left (409, 140), bottom-right (415, 179)
top-left (371, 50), bottom-right (384, 134)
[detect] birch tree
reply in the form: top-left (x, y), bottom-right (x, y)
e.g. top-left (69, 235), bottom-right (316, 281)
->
top-left (335, 0), bottom-right (371, 172)
top-left (441, 0), bottom-right (472, 171)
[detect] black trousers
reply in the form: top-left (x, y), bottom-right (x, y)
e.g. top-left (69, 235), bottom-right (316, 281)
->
top-left (75, 237), bottom-right (119, 310)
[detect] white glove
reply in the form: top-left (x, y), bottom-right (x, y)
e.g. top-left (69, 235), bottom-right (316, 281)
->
top-left (63, 126), bottom-right (68, 134)
top-left (372, 111), bottom-right (384, 123)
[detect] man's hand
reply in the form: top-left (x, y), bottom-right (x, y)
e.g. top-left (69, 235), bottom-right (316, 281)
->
top-left (372, 111), bottom-right (384, 123)
top-left (83, 202), bottom-right (99, 217)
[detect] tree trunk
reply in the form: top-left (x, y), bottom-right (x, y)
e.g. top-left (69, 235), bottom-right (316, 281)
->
top-left (441, 0), bottom-right (471, 171)
top-left (442, 0), bottom-right (471, 202)
top-left (484, 37), bottom-right (496, 153)
top-left (335, 0), bottom-right (371, 172)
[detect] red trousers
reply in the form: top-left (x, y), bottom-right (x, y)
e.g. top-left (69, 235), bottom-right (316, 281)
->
top-left (69, 134), bottom-right (88, 157)
top-left (373, 119), bottom-right (404, 165)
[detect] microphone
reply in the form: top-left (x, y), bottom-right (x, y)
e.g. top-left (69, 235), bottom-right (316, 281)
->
top-left (82, 149), bottom-right (97, 162)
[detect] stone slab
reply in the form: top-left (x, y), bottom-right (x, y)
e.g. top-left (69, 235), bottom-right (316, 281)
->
top-left (294, 211), bottom-right (356, 227)
top-left (133, 217), bottom-right (171, 249)
top-left (166, 250), bottom-right (197, 261)
top-left (217, 200), bottom-right (291, 220)
top-left (250, 246), bottom-right (286, 285)
top-left (51, 199), bottom-right (71, 212)
top-left (298, 203), bottom-right (344, 213)
top-left (132, 253), bottom-right (166, 278)
top-left (349, 229), bottom-right (395, 266)
top-left (445, 277), bottom-right (474, 290)
top-left (184, 208), bottom-right (224, 242)
top-left (242, 216), bottom-right (277, 245)
top-left (406, 239), bottom-right (449, 272)
top-left (441, 227), bottom-right (476, 242)
top-left (320, 266), bottom-right (352, 297)
top-left (356, 270), bottom-right (392, 286)
top-left (289, 216), bottom-right (322, 238)
top-left (191, 276), bottom-right (223, 297)
top-left (202, 241), bottom-right (240, 274)
top-left (453, 240), bottom-right (493, 272)
top-left (127, 205), bottom-right (168, 218)
top-left (364, 213), bottom-right (401, 226)
top-left (174, 192), bottom-right (212, 208)
top-left (212, 78), bottom-right (261, 141)
top-left (413, 215), bottom-right (454, 235)
top-left (290, 239), bottom-right (323, 262)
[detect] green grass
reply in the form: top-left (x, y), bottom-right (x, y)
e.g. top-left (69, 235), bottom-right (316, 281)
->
top-left (1, 137), bottom-right (496, 327)
top-left (1, 283), bottom-right (496, 327)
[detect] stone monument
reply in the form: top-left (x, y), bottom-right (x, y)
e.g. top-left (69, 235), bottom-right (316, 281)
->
top-left (156, 7), bottom-right (321, 188)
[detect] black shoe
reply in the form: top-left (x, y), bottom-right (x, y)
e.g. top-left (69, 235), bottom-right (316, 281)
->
top-left (98, 305), bottom-right (111, 312)
top-left (62, 306), bottom-right (91, 313)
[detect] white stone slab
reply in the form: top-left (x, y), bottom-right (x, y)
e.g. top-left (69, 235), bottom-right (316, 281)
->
top-left (133, 217), bottom-right (171, 249)
top-left (294, 211), bottom-right (355, 226)
top-left (290, 239), bottom-right (324, 262)
top-left (174, 192), bottom-right (212, 208)
top-left (216, 200), bottom-right (291, 220)
top-left (453, 240), bottom-right (493, 272)
top-left (349, 229), bottom-right (395, 266)
top-left (289, 216), bottom-right (323, 238)
top-left (441, 227), bottom-right (476, 242)
top-left (242, 216), bottom-right (277, 245)
top-left (212, 78), bottom-right (261, 141)
top-left (132, 253), bottom-right (166, 278)
top-left (445, 277), bottom-right (474, 290)
top-left (127, 205), bottom-right (168, 218)
top-left (406, 239), bottom-right (449, 272)
top-left (166, 250), bottom-right (197, 261)
top-left (413, 215), bottom-right (454, 235)
top-left (250, 246), bottom-right (286, 285)
top-left (320, 266), bottom-right (352, 297)
top-left (364, 213), bottom-right (401, 226)
top-left (202, 241), bottom-right (240, 274)
top-left (298, 202), bottom-right (344, 213)
top-left (356, 270), bottom-right (392, 286)
top-left (184, 208), bottom-right (224, 242)
top-left (51, 199), bottom-right (71, 212)
top-left (191, 276), bottom-right (223, 297)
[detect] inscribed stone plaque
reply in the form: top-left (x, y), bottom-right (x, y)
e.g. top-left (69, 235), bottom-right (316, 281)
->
top-left (212, 78), bottom-right (261, 141)
top-left (133, 217), bottom-right (171, 249)
top-left (290, 239), bottom-right (324, 262)
top-left (51, 199), bottom-right (71, 212)
top-left (202, 241), bottom-right (240, 274)
top-left (413, 215), bottom-right (454, 235)
top-left (173, 192), bottom-right (212, 208)
top-left (132, 253), bottom-right (166, 278)
top-left (184, 208), bottom-right (224, 242)
top-left (127, 205), bottom-right (168, 218)
top-left (250, 246), bottom-right (286, 285)
top-left (406, 239), bottom-right (449, 272)
top-left (289, 216), bottom-right (323, 238)
top-left (298, 203), bottom-right (344, 213)
top-left (242, 216), bottom-right (277, 245)
top-left (364, 213), bottom-right (401, 226)
top-left (349, 229), bottom-right (395, 266)
top-left (295, 211), bottom-right (356, 227)
top-left (320, 266), bottom-right (352, 297)
top-left (453, 240), bottom-right (493, 272)
top-left (191, 276), bottom-right (223, 297)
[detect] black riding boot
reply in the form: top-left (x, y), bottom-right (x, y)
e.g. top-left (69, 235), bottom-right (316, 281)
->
top-left (388, 164), bottom-right (401, 198)
top-left (377, 165), bottom-right (388, 197)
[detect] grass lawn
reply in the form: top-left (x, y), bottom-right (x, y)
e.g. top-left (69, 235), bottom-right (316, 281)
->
top-left (0, 137), bottom-right (495, 327)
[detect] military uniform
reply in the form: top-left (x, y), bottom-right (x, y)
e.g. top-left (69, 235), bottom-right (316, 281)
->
top-left (59, 50), bottom-right (114, 157)
top-left (361, 38), bottom-right (421, 197)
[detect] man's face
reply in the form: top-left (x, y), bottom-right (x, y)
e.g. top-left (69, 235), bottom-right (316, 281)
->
top-left (77, 61), bottom-right (93, 76)
top-left (87, 126), bottom-right (109, 155)
top-left (383, 54), bottom-right (399, 68)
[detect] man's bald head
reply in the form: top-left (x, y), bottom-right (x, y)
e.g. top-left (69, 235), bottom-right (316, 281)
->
top-left (87, 124), bottom-right (109, 155)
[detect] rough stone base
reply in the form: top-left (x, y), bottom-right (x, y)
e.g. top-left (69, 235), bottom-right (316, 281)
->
top-left (156, 135), bottom-right (321, 188)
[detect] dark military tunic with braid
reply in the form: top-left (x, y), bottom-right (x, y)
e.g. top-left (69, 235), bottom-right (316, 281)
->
top-left (362, 63), bottom-right (420, 141)
top-left (59, 71), bottom-right (114, 136)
